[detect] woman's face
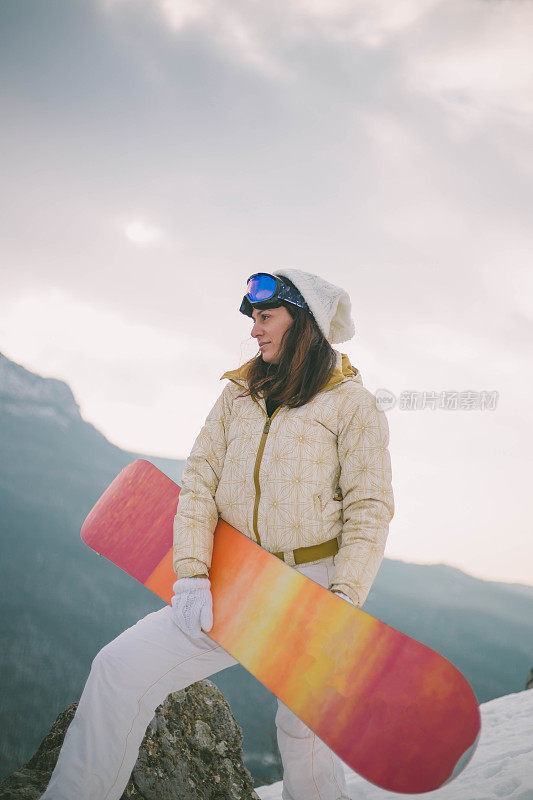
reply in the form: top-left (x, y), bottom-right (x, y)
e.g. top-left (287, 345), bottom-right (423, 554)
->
top-left (251, 305), bottom-right (293, 364)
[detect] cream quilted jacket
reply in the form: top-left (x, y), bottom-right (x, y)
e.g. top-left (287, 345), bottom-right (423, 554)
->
top-left (173, 351), bottom-right (394, 606)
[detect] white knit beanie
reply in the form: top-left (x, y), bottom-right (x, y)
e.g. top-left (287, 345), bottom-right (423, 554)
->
top-left (274, 268), bottom-right (355, 345)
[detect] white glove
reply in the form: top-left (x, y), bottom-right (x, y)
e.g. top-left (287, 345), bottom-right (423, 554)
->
top-left (170, 577), bottom-right (213, 638)
top-left (332, 590), bottom-right (356, 606)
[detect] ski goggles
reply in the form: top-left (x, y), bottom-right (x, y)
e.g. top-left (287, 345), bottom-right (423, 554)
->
top-left (239, 273), bottom-right (309, 317)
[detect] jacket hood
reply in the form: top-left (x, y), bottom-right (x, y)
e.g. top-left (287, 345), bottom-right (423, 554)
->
top-left (220, 351), bottom-right (362, 392)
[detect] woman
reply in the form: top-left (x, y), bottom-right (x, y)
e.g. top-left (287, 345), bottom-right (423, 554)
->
top-left (41, 268), bottom-right (394, 800)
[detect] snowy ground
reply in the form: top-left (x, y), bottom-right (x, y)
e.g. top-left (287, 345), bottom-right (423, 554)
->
top-left (255, 691), bottom-right (533, 800)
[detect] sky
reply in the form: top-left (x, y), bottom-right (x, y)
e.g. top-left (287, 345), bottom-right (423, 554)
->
top-left (1, 0), bottom-right (532, 585)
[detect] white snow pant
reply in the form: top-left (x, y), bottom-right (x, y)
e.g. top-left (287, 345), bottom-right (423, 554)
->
top-left (40, 557), bottom-right (350, 800)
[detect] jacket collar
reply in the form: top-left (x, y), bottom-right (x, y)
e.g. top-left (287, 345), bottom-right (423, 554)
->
top-left (220, 350), bottom-right (361, 391)
top-left (323, 351), bottom-right (361, 390)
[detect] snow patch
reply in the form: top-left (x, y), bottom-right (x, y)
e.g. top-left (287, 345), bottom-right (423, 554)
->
top-left (255, 691), bottom-right (533, 800)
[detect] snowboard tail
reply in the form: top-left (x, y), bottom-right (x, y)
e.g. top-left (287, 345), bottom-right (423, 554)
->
top-left (82, 459), bottom-right (481, 794)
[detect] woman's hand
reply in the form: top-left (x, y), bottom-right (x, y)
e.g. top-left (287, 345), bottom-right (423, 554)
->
top-left (171, 577), bottom-right (213, 638)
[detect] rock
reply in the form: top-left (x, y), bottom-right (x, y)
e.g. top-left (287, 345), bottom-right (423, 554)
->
top-left (0, 681), bottom-right (260, 800)
top-left (527, 667), bottom-right (533, 691)
top-left (0, 704), bottom-right (79, 800)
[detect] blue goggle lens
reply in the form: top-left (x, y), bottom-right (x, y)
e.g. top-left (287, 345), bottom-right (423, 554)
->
top-left (247, 273), bottom-right (277, 302)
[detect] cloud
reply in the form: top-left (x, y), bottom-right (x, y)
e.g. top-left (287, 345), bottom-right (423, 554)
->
top-left (103, 0), bottom-right (289, 78)
top-left (134, 0), bottom-right (443, 49)
top-left (2, 0), bottom-right (532, 580)
top-left (105, 0), bottom-right (533, 118)
top-left (400, 0), bottom-right (533, 125)
top-left (287, 0), bottom-right (442, 46)
top-left (0, 288), bottom-right (234, 455)
top-left (123, 219), bottom-right (163, 245)
top-left (156, 0), bottom-right (211, 31)
top-left (0, 288), bottom-right (182, 371)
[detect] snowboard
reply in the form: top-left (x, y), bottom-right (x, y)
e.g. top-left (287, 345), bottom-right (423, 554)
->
top-left (81, 459), bottom-right (480, 794)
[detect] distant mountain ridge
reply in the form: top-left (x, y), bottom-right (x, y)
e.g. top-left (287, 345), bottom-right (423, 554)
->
top-left (1, 351), bottom-right (532, 786)
top-left (0, 352), bottom-right (80, 425)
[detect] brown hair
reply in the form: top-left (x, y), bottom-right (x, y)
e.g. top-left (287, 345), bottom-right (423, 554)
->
top-left (244, 300), bottom-right (336, 409)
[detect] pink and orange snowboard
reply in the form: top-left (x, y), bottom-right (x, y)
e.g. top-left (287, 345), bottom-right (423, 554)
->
top-left (81, 460), bottom-right (480, 794)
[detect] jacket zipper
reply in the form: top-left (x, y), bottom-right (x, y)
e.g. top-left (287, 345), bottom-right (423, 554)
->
top-left (226, 368), bottom-right (351, 546)
top-left (252, 406), bottom-right (281, 545)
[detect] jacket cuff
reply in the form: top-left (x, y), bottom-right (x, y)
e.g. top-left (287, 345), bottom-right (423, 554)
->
top-left (173, 577), bottom-right (211, 593)
top-left (329, 583), bottom-right (361, 607)
top-left (331, 589), bottom-right (356, 606)
top-left (173, 557), bottom-right (209, 580)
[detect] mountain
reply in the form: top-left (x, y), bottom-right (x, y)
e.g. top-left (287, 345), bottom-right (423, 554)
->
top-left (0, 352), bottom-right (279, 787)
top-left (1, 352), bottom-right (532, 787)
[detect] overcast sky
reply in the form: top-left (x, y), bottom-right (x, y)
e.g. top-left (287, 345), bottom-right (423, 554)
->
top-left (1, 0), bottom-right (532, 585)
